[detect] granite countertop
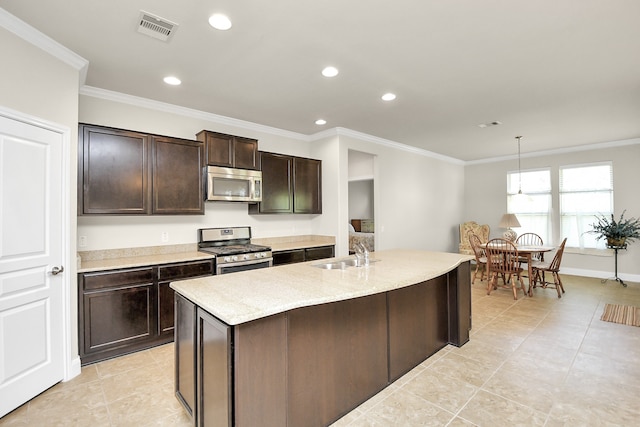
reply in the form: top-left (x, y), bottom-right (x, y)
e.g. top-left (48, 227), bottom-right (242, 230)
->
top-left (77, 235), bottom-right (336, 273)
top-left (252, 235), bottom-right (335, 252)
top-left (171, 249), bottom-right (473, 326)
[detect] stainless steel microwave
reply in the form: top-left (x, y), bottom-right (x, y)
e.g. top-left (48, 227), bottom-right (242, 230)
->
top-left (205, 166), bottom-right (262, 202)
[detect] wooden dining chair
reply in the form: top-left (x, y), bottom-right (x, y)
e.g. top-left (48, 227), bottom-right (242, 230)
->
top-left (516, 232), bottom-right (544, 270)
top-left (485, 238), bottom-right (527, 300)
top-left (468, 232), bottom-right (487, 284)
top-left (531, 238), bottom-right (567, 298)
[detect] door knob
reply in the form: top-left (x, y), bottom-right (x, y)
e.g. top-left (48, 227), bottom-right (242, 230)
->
top-left (51, 266), bottom-right (64, 275)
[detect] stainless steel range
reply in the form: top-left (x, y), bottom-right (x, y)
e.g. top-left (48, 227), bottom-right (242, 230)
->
top-left (198, 226), bottom-right (272, 275)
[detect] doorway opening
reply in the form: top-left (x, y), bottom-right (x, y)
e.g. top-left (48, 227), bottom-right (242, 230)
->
top-left (347, 150), bottom-right (375, 254)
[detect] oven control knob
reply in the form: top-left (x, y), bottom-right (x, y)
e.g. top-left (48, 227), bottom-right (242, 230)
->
top-left (232, 256), bottom-right (238, 262)
top-left (259, 252), bottom-right (265, 258)
top-left (243, 254), bottom-right (250, 260)
top-left (224, 256), bottom-right (232, 263)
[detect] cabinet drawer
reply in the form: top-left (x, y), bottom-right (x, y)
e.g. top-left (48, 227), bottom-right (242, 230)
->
top-left (82, 267), bottom-right (155, 291)
top-left (304, 246), bottom-right (335, 262)
top-left (158, 260), bottom-right (214, 281)
top-left (273, 249), bottom-right (305, 266)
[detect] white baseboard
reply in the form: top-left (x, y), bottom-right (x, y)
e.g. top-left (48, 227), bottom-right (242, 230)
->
top-left (561, 267), bottom-right (640, 284)
top-left (64, 356), bottom-right (82, 382)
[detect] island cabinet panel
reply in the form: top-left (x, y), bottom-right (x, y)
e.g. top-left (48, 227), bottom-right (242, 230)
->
top-left (448, 260), bottom-right (472, 346)
top-left (175, 294), bottom-right (196, 420)
top-left (287, 294), bottom-right (388, 427)
top-left (197, 308), bottom-right (232, 427)
top-left (233, 314), bottom-right (287, 427)
top-left (387, 276), bottom-right (449, 381)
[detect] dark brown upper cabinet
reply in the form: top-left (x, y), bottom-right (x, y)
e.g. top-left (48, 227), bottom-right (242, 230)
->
top-left (249, 151), bottom-right (322, 214)
top-left (196, 130), bottom-right (258, 170)
top-left (78, 124), bottom-right (204, 215)
top-left (151, 136), bottom-right (204, 215)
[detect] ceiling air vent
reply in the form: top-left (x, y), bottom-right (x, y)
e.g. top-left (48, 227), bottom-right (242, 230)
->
top-left (137, 11), bottom-right (178, 42)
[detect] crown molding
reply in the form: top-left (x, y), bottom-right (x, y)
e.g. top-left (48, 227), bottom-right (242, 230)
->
top-left (466, 137), bottom-right (640, 166)
top-left (0, 7), bottom-right (88, 84)
top-left (79, 86), bottom-right (309, 141)
top-left (311, 127), bottom-right (466, 165)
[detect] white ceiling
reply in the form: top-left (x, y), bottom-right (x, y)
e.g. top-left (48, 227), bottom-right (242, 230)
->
top-left (2, 0), bottom-right (640, 161)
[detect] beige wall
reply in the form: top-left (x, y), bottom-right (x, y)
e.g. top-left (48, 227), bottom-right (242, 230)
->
top-left (464, 141), bottom-right (640, 280)
top-left (337, 134), bottom-right (466, 255)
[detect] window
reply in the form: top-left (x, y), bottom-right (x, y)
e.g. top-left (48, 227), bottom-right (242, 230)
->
top-left (507, 169), bottom-right (552, 243)
top-left (560, 162), bottom-right (613, 249)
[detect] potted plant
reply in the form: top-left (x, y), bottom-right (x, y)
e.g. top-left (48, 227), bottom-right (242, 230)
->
top-left (588, 210), bottom-right (640, 248)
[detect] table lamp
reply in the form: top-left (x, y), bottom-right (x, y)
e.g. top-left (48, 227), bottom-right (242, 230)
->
top-left (499, 213), bottom-right (521, 241)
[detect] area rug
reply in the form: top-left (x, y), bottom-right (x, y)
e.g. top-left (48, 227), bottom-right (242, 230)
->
top-left (600, 304), bottom-right (640, 327)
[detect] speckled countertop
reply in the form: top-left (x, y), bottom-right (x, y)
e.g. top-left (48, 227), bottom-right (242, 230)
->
top-left (77, 235), bottom-right (336, 273)
top-left (171, 250), bottom-right (473, 326)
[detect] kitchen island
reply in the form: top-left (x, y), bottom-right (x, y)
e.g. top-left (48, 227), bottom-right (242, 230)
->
top-left (171, 249), bottom-right (473, 427)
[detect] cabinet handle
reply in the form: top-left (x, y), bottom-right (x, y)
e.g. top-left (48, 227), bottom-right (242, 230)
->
top-left (51, 266), bottom-right (64, 275)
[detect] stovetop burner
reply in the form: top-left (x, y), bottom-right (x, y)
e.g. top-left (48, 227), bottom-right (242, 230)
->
top-left (199, 243), bottom-right (270, 255)
top-left (197, 227), bottom-right (272, 265)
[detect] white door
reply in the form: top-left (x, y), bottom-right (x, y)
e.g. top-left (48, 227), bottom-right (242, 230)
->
top-left (0, 114), bottom-right (64, 417)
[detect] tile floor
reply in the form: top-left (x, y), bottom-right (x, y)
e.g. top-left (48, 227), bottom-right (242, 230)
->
top-left (2, 274), bottom-right (639, 426)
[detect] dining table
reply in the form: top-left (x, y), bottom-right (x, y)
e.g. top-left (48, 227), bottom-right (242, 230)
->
top-left (481, 242), bottom-right (555, 296)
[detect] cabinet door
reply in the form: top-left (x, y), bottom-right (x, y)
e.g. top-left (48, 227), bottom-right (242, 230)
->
top-left (79, 124), bottom-right (150, 215)
top-left (175, 293), bottom-right (197, 420)
top-left (272, 249), bottom-right (305, 266)
top-left (198, 131), bottom-right (234, 167)
top-left (233, 137), bottom-right (258, 170)
top-left (79, 267), bottom-right (157, 364)
top-left (293, 157), bottom-right (322, 214)
top-left (304, 245), bottom-right (335, 262)
top-left (197, 308), bottom-right (232, 427)
top-left (254, 152), bottom-right (293, 213)
top-left (152, 136), bottom-right (204, 215)
top-left (158, 260), bottom-right (214, 338)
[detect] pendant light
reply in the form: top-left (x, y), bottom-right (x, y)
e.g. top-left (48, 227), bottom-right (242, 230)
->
top-left (516, 135), bottom-right (524, 195)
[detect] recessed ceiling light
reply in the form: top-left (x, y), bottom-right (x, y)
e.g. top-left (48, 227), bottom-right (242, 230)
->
top-left (209, 14), bottom-right (232, 30)
top-left (322, 66), bottom-right (339, 77)
top-left (315, 119), bottom-right (327, 125)
top-left (477, 121), bottom-right (502, 128)
top-left (381, 93), bottom-right (396, 101)
top-left (163, 76), bottom-right (181, 85)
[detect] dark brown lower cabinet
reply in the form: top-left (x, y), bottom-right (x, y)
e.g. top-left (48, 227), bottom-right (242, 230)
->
top-left (175, 261), bottom-right (471, 427)
top-left (272, 245), bottom-right (335, 266)
top-left (175, 294), bottom-right (197, 420)
top-left (387, 276), bottom-right (449, 381)
top-left (197, 307), bottom-right (232, 427)
top-left (79, 267), bottom-right (156, 365)
top-left (79, 259), bottom-right (213, 365)
top-left (287, 294), bottom-right (388, 426)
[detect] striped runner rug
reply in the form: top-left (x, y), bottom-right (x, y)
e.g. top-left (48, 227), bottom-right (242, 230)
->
top-left (600, 304), bottom-right (640, 326)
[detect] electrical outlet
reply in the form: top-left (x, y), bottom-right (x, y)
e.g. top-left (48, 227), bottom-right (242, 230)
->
top-left (161, 232), bottom-right (169, 243)
top-left (79, 236), bottom-right (87, 247)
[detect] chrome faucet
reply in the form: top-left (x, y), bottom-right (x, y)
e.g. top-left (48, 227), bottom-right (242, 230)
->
top-left (354, 242), bottom-right (369, 266)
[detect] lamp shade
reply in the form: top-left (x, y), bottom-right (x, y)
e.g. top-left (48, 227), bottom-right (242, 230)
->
top-left (499, 213), bottom-right (521, 241)
top-left (499, 213), bottom-right (521, 228)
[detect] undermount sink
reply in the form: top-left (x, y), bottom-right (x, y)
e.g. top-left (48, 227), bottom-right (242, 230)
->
top-left (312, 258), bottom-right (378, 269)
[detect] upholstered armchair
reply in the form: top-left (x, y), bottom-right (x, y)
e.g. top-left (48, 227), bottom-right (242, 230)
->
top-left (458, 222), bottom-right (490, 255)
